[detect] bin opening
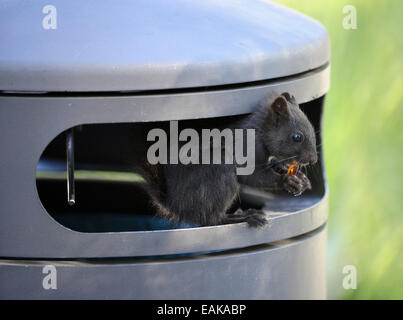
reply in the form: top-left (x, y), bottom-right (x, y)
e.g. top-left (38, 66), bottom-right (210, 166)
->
top-left (36, 97), bottom-right (325, 232)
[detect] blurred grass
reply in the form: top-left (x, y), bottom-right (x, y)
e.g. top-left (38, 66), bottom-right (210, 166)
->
top-left (274, 0), bottom-right (403, 299)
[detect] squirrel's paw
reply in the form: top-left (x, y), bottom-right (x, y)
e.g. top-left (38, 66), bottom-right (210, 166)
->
top-left (225, 209), bottom-right (268, 228)
top-left (243, 209), bottom-right (268, 228)
top-left (281, 172), bottom-right (312, 196)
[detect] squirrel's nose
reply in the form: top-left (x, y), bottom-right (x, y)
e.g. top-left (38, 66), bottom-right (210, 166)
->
top-left (310, 153), bottom-right (318, 165)
top-left (301, 153), bottom-right (317, 165)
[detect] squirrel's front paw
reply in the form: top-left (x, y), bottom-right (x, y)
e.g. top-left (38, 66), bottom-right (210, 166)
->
top-left (281, 172), bottom-right (312, 196)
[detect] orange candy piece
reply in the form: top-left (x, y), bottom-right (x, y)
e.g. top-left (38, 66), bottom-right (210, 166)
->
top-left (287, 161), bottom-right (299, 175)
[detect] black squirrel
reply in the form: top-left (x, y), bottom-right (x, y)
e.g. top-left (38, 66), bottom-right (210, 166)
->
top-left (140, 92), bottom-right (318, 227)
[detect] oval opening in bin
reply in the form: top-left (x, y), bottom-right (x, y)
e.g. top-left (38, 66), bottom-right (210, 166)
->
top-left (35, 97), bottom-right (326, 233)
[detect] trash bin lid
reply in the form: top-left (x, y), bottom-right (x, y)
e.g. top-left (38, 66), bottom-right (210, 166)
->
top-left (0, 0), bottom-right (330, 92)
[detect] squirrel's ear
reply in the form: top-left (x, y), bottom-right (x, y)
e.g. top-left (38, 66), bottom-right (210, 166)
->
top-left (281, 92), bottom-right (298, 105)
top-left (268, 96), bottom-right (291, 125)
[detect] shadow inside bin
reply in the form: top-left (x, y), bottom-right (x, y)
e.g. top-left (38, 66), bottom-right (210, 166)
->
top-left (36, 178), bottom-right (199, 232)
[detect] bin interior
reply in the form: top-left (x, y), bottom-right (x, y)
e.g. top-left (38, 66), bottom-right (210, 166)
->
top-left (36, 97), bottom-right (325, 233)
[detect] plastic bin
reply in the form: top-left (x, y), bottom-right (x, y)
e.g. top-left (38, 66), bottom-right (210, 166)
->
top-left (0, 0), bottom-right (330, 299)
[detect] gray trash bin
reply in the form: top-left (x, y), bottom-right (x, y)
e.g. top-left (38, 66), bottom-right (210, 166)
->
top-left (0, 0), bottom-right (330, 299)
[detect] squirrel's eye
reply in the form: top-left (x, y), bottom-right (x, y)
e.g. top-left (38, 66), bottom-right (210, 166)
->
top-left (292, 133), bottom-right (303, 143)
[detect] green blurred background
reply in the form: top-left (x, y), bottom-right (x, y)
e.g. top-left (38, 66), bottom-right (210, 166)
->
top-left (274, 0), bottom-right (403, 299)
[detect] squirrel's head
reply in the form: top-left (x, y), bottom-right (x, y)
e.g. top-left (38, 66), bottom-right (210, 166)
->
top-left (261, 92), bottom-right (318, 167)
